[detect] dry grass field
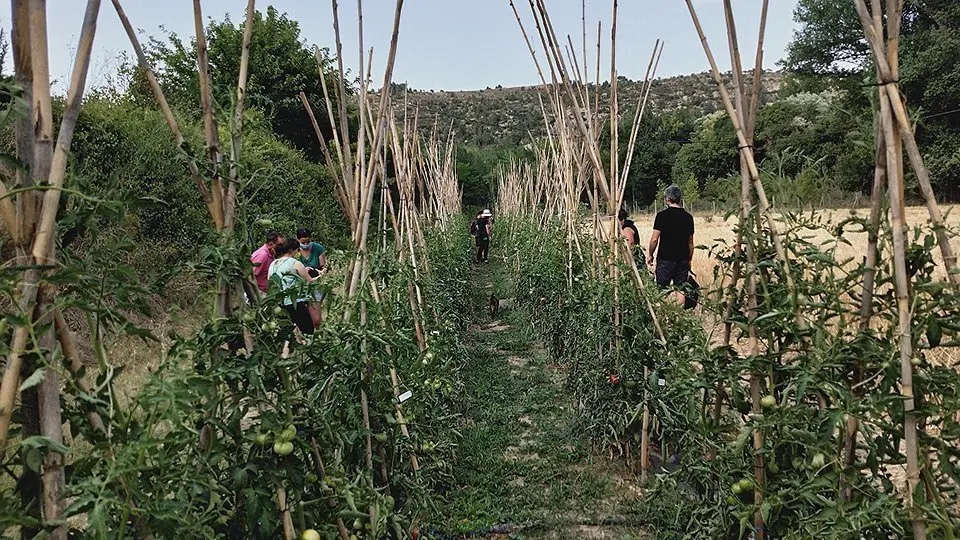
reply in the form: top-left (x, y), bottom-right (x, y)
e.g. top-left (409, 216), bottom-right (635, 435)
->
top-left (629, 205), bottom-right (960, 367)
top-left (629, 205), bottom-right (960, 287)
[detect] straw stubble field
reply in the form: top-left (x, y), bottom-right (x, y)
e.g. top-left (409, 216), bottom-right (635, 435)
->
top-left (629, 205), bottom-right (960, 367)
top-left (630, 205), bottom-right (960, 286)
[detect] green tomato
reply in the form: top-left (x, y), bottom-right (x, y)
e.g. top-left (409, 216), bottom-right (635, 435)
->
top-left (306, 473), bottom-right (318, 483)
top-left (760, 395), bottom-right (777, 409)
top-left (274, 441), bottom-right (294, 456)
top-left (255, 433), bottom-right (270, 446)
top-left (261, 323), bottom-right (271, 332)
top-left (811, 453), bottom-right (826, 469)
top-left (280, 424), bottom-right (297, 441)
top-left (353, 518), bottom-right (363, 530)
top-left (242, 312), bottom-right (256, 323)
top-left (737, 479), bottom-right (753, 491)
top-left (301, 529), bottom-right (321, 540)
top-left (273, 306), bottom-right (284, 316)
top-left (731, 483), bottom-right (742, 495)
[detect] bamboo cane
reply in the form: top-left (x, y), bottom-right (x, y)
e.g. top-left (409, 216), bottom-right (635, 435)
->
top-left (37, 308), bottom-right (65, 540)
top-left (845, 1), bottom-right (889, 498)
top-left (330, 0), bottom-right (358, 213)
top-left (851, 0), bottom-right (958, 287)
top-left (10, 0), bottom-right (35, 248)
top-left (192, 0), bottom-right (224, 232)
top-left (0, 0), bottom-right (100, 453)
top-left (684, 0), bottom-right (795, 298)
top-left (110, 0), bottom-right (221, 228)
top-left (223, 0), bottom-right (256, 232)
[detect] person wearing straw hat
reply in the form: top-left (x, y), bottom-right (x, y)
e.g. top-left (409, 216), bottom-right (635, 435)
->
top-left (647, 185), bottom-right (695, 290)
top-left (474, 209), bottom-right (493, 263)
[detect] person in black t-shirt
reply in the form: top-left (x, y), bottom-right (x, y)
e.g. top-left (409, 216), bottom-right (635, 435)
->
top-left (647, 185), bottom-right (695, 289)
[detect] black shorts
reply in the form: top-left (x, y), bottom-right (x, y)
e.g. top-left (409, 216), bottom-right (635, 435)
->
top-left (283, 302), bottom-right (315, 335)
top-left (655, 260), bottom-right (690, 289)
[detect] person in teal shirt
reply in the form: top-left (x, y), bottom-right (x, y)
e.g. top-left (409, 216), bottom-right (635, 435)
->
top-left (296, 227), bottom-right (327, 325)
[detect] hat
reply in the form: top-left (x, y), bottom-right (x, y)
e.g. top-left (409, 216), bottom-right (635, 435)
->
top-left (481, 209), bottom-right (492, 217)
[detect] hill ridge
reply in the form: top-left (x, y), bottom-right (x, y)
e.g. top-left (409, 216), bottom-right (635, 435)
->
top-left (390, 70), bottom-right (786, 146)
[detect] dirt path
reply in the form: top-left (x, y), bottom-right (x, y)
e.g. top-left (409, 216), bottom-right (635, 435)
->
top-left (428, 258), bottom-right (646, 539)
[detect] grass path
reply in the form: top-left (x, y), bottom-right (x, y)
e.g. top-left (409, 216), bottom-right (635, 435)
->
top-left (428, 256), bottom-right (645, 539)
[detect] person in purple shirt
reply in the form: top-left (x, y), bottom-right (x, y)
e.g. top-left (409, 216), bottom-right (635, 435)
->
top-left (251, 231), bottom-right (285, 294)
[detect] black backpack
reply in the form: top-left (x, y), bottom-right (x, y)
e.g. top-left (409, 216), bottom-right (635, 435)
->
top-left (623, 219), bottom-right (641, 246)
top-left (473, 217), bottom-right (489, 238)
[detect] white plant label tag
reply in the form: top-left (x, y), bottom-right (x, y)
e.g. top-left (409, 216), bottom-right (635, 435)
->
top-left (398, 390), bottom-right (413, 403)
top-left (658, 378), bottom-right (666, 387)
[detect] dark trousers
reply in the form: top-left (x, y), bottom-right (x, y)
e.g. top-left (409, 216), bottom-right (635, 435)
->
top-left (655, 260), bottom-right (690, 288)
top-left (476, 237), bottom-right (490, 262)
top-left (283, 302), bottom-right (315, 335)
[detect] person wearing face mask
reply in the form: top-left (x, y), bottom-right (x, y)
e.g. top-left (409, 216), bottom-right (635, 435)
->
top-left (251, 231), bottom-right (285, 295)
top-left (295, 227), bottom-right (327, 326)
top-left (268, 238), bottom-right (319, 335)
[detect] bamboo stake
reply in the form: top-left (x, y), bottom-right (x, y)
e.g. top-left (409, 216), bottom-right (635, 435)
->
top-left (684, 0), bottom-right (795, 295)
top-left (344, 0), bottom-right (405, 303)
top-left (36, 303), bottom-right (65, 540)
top-left (223, 0), bottom-right (256, 232)
top-left (720, 2), bottom-right (766, 534)
top-left (110, 0), bottom-right (221, 228)
top-left (0, 180), bottom-right (17, 240)
top-left (330, 0), bottom-right (358, 213)
top-left (0, 0), bottom-right (100, 453)
top-left (882, 77), bottom-right (926, 540)
top-left (11, 0), bottom-right (35, 247)
top-left (192, 0), bottom-right (224, 232)
top-left (846, 1), bottom-right (888, 498)
top-left (851, 0), bottom-right (959, 287)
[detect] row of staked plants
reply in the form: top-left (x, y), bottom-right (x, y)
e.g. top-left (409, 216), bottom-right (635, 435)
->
top-left (497, 211), bottom-right (960, 538)
top-left (0, 165), bottom-right (472, 539)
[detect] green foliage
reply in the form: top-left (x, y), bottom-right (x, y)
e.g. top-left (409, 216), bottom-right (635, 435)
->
top-left (148, 6), bottom-right (351, 159)
top-left (69, 96), bottom-right (348, 255)
top-left (457, 144), bottom-right (532, 208)
top-left (784, 0), bottom-right (960, 198)
top-left (784, 0), bottom-right (870, 77)
top-left (672, 111), bottom-right (738, 193)
top-left (1, 204), bottom-right (472, 538)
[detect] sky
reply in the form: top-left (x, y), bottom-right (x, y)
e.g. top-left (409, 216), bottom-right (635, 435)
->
top-left (0, 0), bottom-right (801, 92)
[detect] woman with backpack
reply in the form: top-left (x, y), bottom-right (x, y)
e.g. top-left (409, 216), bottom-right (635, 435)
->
top-left (269, 238), bottom-right (319, 335)
top-left (471, 209), bottom-right (492, 263)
